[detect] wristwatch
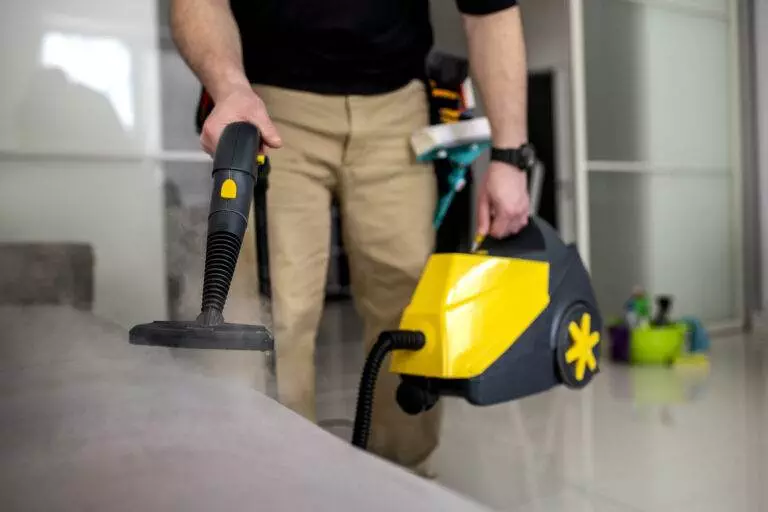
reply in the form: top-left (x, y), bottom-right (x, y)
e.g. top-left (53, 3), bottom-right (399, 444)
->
top-left (490, 143), bottom-right (537, 173)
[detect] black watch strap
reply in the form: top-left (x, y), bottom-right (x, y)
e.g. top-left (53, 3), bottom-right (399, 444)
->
top-left (490, 143), bottom-right (537, 172)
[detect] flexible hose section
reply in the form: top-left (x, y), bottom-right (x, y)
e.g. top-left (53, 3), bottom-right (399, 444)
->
top-left (351, 330), bottom-right (426, 449)
top-left (201, 231), bottom-right (242, 317)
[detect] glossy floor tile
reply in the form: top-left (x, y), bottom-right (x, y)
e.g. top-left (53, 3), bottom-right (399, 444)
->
top-left (304, 302), bottom-right (768, 512)
top-left (178, 299), bottom-right (768, 511)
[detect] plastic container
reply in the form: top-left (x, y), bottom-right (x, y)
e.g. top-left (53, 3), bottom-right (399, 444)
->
top-left (608, 323), bottom-right (631, 363)
top-left (630, 323), bottom-right (687, 365)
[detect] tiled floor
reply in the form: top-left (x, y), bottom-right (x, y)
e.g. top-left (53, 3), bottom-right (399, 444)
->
top-left (176, 300), bottom-right (768, 511)
top-left (309, 302), bottom-right (768, 512)
top-left (432, 341), bottom-right (768, 512)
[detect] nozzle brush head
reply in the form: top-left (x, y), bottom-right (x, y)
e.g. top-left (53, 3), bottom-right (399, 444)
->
top-left (129, 321), bottom-right (273, 351)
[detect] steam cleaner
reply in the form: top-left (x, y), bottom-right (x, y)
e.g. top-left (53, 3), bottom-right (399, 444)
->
top-left (129, 122), bottom-right (602, 452)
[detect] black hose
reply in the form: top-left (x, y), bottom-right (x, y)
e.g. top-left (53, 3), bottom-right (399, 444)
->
top-left (351, 330), bottom-right (426, 450)
top-left (200, 231), bottom-right (242, 317)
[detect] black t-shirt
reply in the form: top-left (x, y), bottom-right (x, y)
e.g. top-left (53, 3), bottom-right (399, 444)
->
top-left (230, 0), bottom-right (518, 95)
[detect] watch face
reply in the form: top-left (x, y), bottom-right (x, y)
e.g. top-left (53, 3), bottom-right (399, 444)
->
top-left (519, 143), bottom-right (537, 171)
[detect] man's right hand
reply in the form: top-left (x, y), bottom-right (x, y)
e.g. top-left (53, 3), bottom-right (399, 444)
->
top-left (200, 85), bottom-right (283, 154)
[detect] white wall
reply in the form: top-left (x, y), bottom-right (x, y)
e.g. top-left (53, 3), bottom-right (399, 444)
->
top-left (756, 0), bottom-right (768, 314)
top-left (430, 4), bottom-right (468, 57)
top-left (584, 0), bottom-right (738, 324)
top-left (158, 25), bottom-right (212, 206)
top-left (0, 0), bottom-right (167, 328)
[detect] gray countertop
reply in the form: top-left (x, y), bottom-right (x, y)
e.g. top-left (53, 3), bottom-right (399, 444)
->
top-left (0, 306), bottom-right (487, 511)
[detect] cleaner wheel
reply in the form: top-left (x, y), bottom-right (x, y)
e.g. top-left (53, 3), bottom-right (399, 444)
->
top-left (555, 302), bottom-right (601, 389)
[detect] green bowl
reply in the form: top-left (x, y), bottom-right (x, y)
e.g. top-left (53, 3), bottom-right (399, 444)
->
top-left (630, 324), bottom-right (687, 365)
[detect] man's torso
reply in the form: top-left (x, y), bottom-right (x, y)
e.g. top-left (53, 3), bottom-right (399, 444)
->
top-left (230, 0), bottom-right (434, 95)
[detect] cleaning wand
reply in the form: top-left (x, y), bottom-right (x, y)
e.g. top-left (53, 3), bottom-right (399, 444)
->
top-left (129, 122), bottom-right (273, 352)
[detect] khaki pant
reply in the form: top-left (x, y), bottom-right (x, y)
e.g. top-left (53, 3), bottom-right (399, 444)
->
top-left (242, 80), bottom-right (442, 467)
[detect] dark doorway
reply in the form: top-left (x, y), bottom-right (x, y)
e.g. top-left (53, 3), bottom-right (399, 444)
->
top-left (528, 71), bottom-right (559, 230)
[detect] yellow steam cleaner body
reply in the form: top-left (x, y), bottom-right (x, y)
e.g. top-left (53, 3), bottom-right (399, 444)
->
top-left (351, 218), bottom-right (602, 447)
top-left (394, 217), bottom-right (601, 409)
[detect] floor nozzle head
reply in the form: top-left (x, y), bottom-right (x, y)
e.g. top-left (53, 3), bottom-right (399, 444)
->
top-left (129, 319), bottom-right (273, 351)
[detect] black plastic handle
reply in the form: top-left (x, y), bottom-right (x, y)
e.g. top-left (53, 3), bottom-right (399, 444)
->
top-left (200, 122), bottom-right (263, 316)
top-left (213, 122), bottom-right (261, 176)
top-left (208, 123), bottom-right (262, 233)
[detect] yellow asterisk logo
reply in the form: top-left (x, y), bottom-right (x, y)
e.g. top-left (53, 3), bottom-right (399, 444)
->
top-left (566, 313), bottom-right (600, 381)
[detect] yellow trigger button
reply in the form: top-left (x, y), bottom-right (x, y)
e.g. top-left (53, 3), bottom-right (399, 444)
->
top-left (256, 154), bottom-right (266, 165)
top-left (220, 178), bottom-right (237, 199)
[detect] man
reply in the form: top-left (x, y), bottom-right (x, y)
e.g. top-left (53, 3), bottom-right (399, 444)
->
top-left (170, 0), bottom-right (531, 470)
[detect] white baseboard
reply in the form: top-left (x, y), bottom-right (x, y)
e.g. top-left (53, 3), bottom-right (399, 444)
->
top-left (707, 319), bottom-right (747, 338)
top-left (751, 311), bottom-right (768, 332)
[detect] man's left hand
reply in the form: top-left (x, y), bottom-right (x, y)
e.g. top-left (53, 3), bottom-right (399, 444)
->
top-left (476, 161), bottom-right (530, 239)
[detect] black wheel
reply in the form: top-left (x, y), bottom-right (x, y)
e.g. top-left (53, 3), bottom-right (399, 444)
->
top-left (396, 377), bottom-right (439, 416)
top-left (555, 302), bottom-right (601, 389)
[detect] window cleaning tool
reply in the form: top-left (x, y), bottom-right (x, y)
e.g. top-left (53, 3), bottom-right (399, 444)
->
top-left (129, 122), bottom-right (273, 352)
top-left (411, 116), bottom-right (544, 231)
